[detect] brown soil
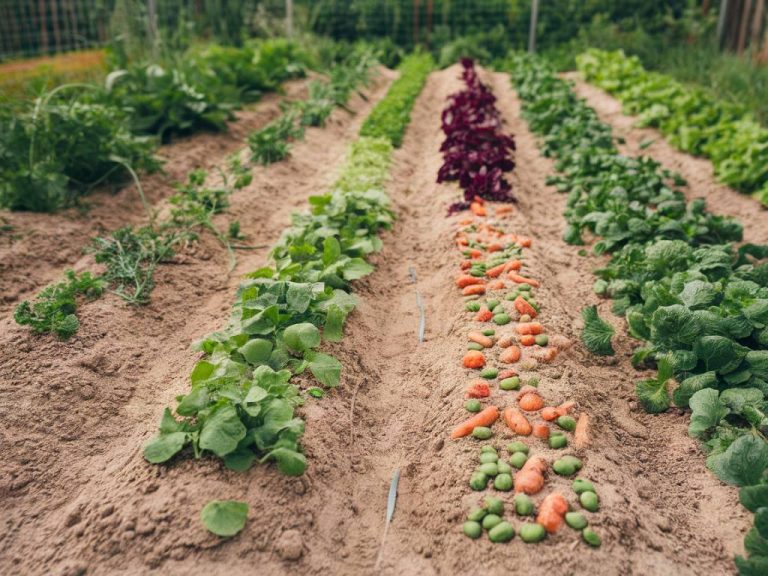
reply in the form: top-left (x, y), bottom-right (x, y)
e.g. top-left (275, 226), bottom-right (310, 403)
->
top-left (0, 65), bottom-right (751, 576)
top-left (0, 76), bottom-right (311, 315)
top-left (565, 73), bottom-right (768, 244)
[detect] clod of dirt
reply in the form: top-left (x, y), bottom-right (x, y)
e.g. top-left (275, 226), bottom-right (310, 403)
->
top-left (276, 529), bottom-right (304, 561)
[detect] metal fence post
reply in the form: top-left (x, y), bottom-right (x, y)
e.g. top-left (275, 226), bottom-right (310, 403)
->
top-left (528, 0), bottom-right (540, 53)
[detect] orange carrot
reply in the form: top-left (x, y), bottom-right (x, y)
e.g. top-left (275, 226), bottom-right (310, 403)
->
top-left (470, 201), bottom-right (487, 217)
top-left (504, 260), bottom-right (522, 272)
top-left (497, 335), bottom-right (515, 348)
top-left (499, 346), bottom-right (521, 364)
top-left (532, 423), bottom-right (550, 439)
top-left (537, 493), bottom-right (568, 534)
top-left (509, 273), bottom-right (540, 288)
top-left (555, 401), bottom-right (576, 417)
top-left (514, 296), bottom-right (537, 318)
top-left (503, 408), bottom-right (532, 436)
top-left (450, 406), bottom-right (499, 439)
top-left (462, 284), bottom-right (486, 296)
top-left (519, 392), bottom-right (544, 412)
top-left (496, 205), bottom-right (514, 215)
top-left (466, 380), bottom-right (491, 398)
top-left (475, 308), bottom-right (493, 322)
top-left (535, 347), bottom-right (559, 363)
top-left (458, 218), bottom-right (473, 226)
top-left (516, 322), bottom-right (544, 336)
top-left (518, 237), bottom-right (532, 248)
top-left (455, 275), bottom-right (484, 288)
top-left (462, 350), bottom-right (486, 369)
top-left (460, 260), bottom-right (472, 270)
top-left (540, 406), bottom-right (558, 421)
top-left (519, 334), bottom-right (536, 346)
top-left (456, 236), bottom-right (469, 247)
top-left (468, 331), bottom-right (493, 348)
top-left (469, 249), bottom-right (483, 259)
top-left (488, 280), bottom-right (505, 290)
top-left (514, 457), bottom-right (547, 494)
top-left (573, 413), bottom-right (591, 449)
top-left (498, 369), bottom-right (517, 380)
top-left (486, 263), bottom-right (507, 278)
top-left (486, 242), bottom-right (503, 253)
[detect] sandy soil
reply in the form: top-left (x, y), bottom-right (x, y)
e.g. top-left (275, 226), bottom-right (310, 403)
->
top-left (0, 70), bottom-right (394, 576)
top-left (0, 76), bottom-right (311, 315)
top-left (0, 65), bottom-right (752, 576)
top-left (565, 73), bottom-right (768, 245)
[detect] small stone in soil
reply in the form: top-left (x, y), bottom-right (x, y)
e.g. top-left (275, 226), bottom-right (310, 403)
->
top-left (277, 529), bottom-right (304, 561)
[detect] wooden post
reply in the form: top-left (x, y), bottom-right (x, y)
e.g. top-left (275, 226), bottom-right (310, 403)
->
top-left (752, 0), bottom-right (766, 48)
top-left (38, 0), bottom-right (49, 53)
top-left (426, 0), bottom-right (433, 47)
top-left (737, 0), bottom-right (754, 53)
top-left (528, 0), bottom-right (540, 53)
top-left (147, 0), bottom-right (158, 57)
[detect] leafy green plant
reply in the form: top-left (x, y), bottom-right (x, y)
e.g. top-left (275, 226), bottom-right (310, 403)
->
top-left (200, 500), bottom-right (249, 538)
top-left (13, 270), bottom-right (105, 339)
top-left (144, 55), bottom-right (429, 481)
top-left (580, 305), bottom-right (615, 356)
top-left (91, 226), bottom-right (178, 305)
top-left (360, 53), bottom-right (433, 147)
top-left (578, 49), bottom-right (768, 205)
top-left (247, 111), bottom-right (304, 165)
top-left (510, 53), bottom-right (768, 575)
top-left (0, 87), bottom-right (159, 212)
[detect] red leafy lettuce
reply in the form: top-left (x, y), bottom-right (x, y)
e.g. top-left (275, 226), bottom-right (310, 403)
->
top-left (438, 58), bottom-right (516, 213)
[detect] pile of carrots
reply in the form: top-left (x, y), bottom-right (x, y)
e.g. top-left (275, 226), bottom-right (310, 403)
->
top-left (446, 200), bottom-right (602, 547)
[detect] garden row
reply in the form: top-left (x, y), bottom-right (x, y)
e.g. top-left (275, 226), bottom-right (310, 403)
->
top-left (14, 52), bottom-right (380, 339)
top-left (141, 53), bottom-right (434, 537)
top-left (439, 60), bottom-right (601, 548)
top-left (0, 39), bottom-right (375, 212)
top-left (508, 53), bottom-right (768, 575)
top-left (577, 49), bottom-right (768, 206)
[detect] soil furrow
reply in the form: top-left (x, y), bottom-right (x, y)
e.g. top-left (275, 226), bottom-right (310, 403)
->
top-left (0, 71), bottom-right (393, 576)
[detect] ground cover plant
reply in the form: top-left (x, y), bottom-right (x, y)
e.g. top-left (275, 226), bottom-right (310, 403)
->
top-left (438, 58), bottom-right (516, 213)
top-left (143, 53), bottom-right (432, 536)
top-left (577, 49), bottom-right (768, 206)
top-left (509, 53), bottom-right (768, 575)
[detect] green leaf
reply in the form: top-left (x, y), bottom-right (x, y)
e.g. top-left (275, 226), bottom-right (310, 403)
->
top-left (267, 447), bottom-right (307, 476)
top-left (679, 280), bottom-right (719, 310)
top-left (688, 388), bottom-right (729, 438)
top-left (747, 351), bottom-right (768, 380)
top-left (200, 500), bottom-right (249, 537)
top-left (673, 371), bottom-right (718, 408)
top-left (241, 305), bottom-right (280, 335)
top-left (744, 527), bottom-right (768, 556)
top-left (190, 360), bottom-right (215, 385)
top-left (286, 283), bottom-right (314, 314)
top-left (636, 358), bottom-right (672, 413)
top-left (694, 335), bottom-right (748, 374)
top-left (741, 485), bottom-right (768, 512)
top-left (322, 237), bottom-right (341, 266)
top-left (306, 351), bottom-right (342, 387)
top-left (756, 508), bottom-right (768, 539)
top-left (580, 305), bottom-right (615, 356)
top-left (238, 338), bottom-right (273, 364)
top-left (720, 388), bottom-right (764, 414)
top-left (224, 449), bottom-right (257, 472)
top-left (159, 407), bottom-right (183, 433)
top-left (735, 554), bottom-right (768, 576)
top-left (199, 405), bottom-right (247, 458)
top-left (143, 432), bottom-right (187, 463)
top-left (176, 387), bottom-right (210, 417)
top-left (283, 322), bottom-right (321, 353)
top-left (341, 258), bottom-right (374, 281)
top-left (707, 434), bottom-right (768, 487)
top-left (323, 304), bottom-right (345, 342)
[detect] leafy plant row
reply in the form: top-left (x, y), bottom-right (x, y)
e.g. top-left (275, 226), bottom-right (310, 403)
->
top-left (438, 58), bottom-right (516, 213)
top-left (14, 54), bottom-right (380, 339)
top-left (0, 39), bottom-right (315, 213)
top-left (142, 54), bottom-right (432, 504)
top-left (508, 54), bottom-right (768, 575)
top-left (577, 49), bottom-right (768, 206)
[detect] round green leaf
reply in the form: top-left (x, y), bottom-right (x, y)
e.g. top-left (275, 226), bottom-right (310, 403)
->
top-left (200, 500), bottom-right (249, 537)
